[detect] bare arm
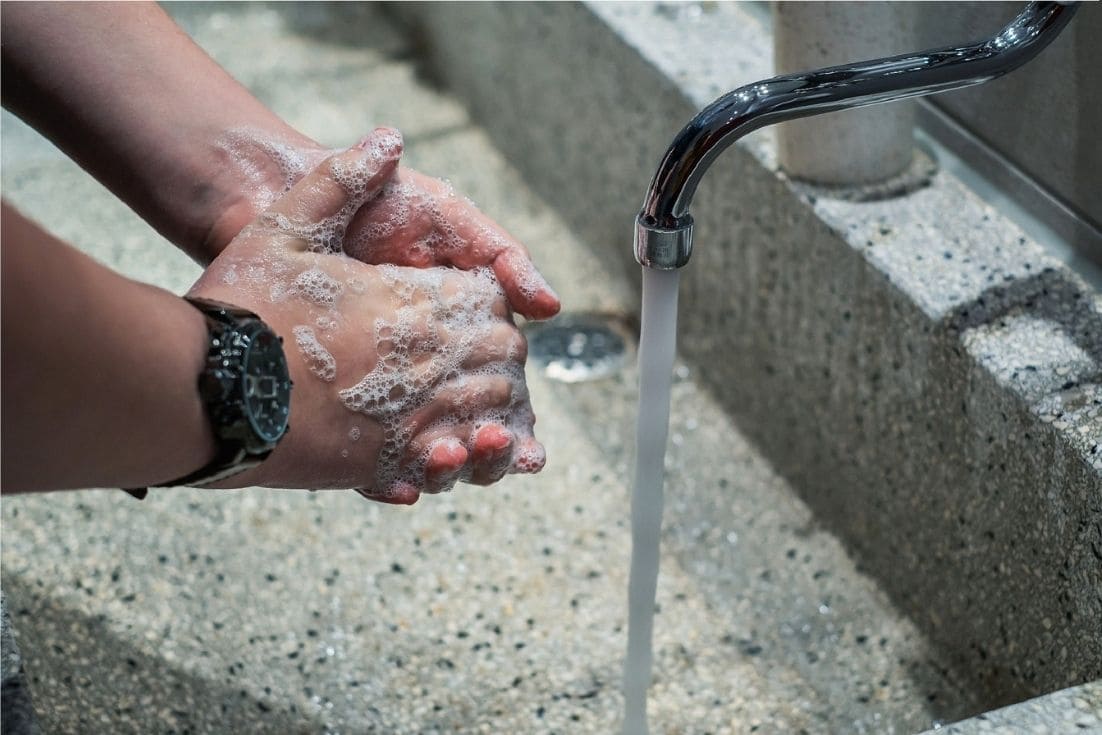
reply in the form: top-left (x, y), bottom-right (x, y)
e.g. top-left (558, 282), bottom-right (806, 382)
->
top-left (0, 1), bottom-right (314, 263)
top-left (0, 202), bottom-right (217, 491)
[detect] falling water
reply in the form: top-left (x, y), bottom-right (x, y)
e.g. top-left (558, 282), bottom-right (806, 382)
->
top-left (622, 267), bottom-right (681, 735)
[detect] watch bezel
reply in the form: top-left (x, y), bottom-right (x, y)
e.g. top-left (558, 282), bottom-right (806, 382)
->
top-left (239, 321), bottom-right (292, 446)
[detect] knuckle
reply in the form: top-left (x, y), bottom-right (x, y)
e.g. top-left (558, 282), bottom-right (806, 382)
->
top-left (490, 377), bottom-right (513, 406)
top-left (510, 329), bottom-right (528, 362)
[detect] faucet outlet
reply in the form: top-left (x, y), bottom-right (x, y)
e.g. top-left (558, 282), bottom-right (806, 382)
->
top-left (634, 216), bottom-right (694, 270)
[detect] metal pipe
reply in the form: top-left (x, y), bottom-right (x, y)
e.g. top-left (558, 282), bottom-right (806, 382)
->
top-left (635, 1), bottom-right (1079, 270)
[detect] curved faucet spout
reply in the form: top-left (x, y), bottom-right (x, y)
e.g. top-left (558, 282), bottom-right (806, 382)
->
top-left (635, 1), bottom-right (1079, 269)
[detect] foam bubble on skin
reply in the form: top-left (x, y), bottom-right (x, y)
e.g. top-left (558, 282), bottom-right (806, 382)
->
top-left (347, 178), bottom-right (466, 265)
top-left (316, 315), bottom-right (338, 331)
top-left (348, 426), bottom-right (361, 442)
top-left (512, 441), bottom-right (546, 474)
top-left (228, 129), bottom-right (400, 258)
top-left (345, 176), bottom-right (556, 311)
top-left (421, 436), bottom-right (466, 494)
top-left (216, 128), bottom-right (319, 212)
top-left (485, 230), bottom-right (551, 302)
top-left (335, 265), bottom-right (540, 497)
top-left (288, 266), bottom-right (344, 306)
top-left (358, 128), bottom-right (403, 165)
top-left (293, 325), bottom-right (337, 382)
top-left (222, 265), bottom-right (239, 285)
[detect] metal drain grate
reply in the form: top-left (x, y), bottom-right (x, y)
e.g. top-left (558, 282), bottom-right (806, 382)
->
top-left (524, 313), bottom-right (633, 383)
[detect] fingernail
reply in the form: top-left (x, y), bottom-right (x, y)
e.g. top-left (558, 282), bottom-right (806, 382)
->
top-left (355, 128), bottom-right (404, 160)
top-left (487, 428), bottom-right (514, 453)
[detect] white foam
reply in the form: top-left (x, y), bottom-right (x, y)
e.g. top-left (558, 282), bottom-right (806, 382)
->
top-left (288, 266), bottom-right (344, 306)
top-left (345, 176), bottom-right (471, 267)
top-left (333, 265), bottom-right (539, 497)
top-left (292, 325), bottom-right (337, 382)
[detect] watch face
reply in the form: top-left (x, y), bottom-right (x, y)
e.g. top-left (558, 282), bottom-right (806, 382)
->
top-left (241, 325), bottom-right (292, 444)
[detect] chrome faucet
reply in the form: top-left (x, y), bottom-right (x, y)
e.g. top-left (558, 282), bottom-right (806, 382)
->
top-left (634, 1), bottom-right (1080, 270)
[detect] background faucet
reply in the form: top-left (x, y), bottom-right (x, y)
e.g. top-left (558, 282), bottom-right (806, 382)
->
top-left (634, 1), bottom-right (1080, 270)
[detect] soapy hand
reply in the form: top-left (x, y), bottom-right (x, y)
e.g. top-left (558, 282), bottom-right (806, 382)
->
top-left (343, 166), bottom-right (561, 320)
top-left (206, 130), bottom-right (560, 321)
top-left (190, 129), bottom-right (545, 504)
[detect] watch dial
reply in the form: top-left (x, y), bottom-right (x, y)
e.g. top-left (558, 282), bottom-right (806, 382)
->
top-left (242, 327), bottom-right (292, 443)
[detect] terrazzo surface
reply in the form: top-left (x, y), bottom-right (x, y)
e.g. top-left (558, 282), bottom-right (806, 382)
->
top-left (0, 3), bottom-right (985, 734)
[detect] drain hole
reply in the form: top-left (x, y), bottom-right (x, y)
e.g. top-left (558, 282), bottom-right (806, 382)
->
top-left (524, 312), bottom-right (634, 383)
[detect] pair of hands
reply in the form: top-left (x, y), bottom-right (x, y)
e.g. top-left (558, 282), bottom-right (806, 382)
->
top-left (190, 129), bottom-right (559, 504)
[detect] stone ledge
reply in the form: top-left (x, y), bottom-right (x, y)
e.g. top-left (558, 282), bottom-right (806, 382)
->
top-left (917, 680), bottom-right (1102, 734)
top-left (390, 0), bottom-right (1101, 710)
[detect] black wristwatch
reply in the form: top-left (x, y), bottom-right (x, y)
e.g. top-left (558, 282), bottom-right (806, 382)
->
top-left (124, 297), bottom-right (292, 497)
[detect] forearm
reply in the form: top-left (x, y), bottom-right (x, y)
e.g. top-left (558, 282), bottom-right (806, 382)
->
top-left (1, 203), bottom-right (217, 492)
top-left (0, 2), bottom-right (315, 263)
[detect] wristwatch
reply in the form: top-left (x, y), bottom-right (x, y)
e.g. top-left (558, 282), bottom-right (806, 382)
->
top-left (124, 297), bottom-right (292, 498)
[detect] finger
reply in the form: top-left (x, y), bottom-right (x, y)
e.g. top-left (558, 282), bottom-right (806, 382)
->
top-left (468, 425), bottom-right (515, 486)
top-left (510, 436), bottom-right (547, 475)
top-left (407, 425), bottom-right (473, 474)
top-left (436, 199), bottom-right (560, 320)
top-left (402, 375), bottom-right (513, 437)
top-left (462, 321), bottom-right (527, 369)
top-left (400, 428), bottom-right (472, 495)
top-left (356, 482), bottom-right (420, 506)
top-left (426, 437), bottom-right (468, 480)
top-left (344, 189), bottom-right (437, 266)
top-left (492, 248), bottom-right (561, 321)
top-left (264, 128), bottom-right (402, 249)
top-left (346, 173), bottom-right (561, 320)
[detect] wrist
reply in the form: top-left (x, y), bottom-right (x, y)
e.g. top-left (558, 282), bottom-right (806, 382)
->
top-left (197, 128), bottom-right (323, 263)
top-left (132, 288), bottom-right (222, 487)
top-left (149, 297), bottom-right (293, 490)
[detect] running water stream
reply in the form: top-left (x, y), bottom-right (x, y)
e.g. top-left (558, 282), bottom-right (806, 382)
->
top-left (622, 267), bottom-right (681, 735)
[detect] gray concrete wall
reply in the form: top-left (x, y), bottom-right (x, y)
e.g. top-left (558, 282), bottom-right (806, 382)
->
top-left (389, 0), bottom-right (1102, 709)
top-left (919, 2), bottom-right (1102, 250)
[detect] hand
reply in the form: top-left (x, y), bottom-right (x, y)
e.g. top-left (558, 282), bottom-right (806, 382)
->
top-left (343, 166), bottom-right (561, 321)
top-left (190, 129), bottom-right (545, 504)
top-left (205, 130), bottom-right (561, 321)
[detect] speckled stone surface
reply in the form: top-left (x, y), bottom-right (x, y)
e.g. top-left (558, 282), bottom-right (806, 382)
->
top-left (917, 680), bottom-right (1102, 734)
top-left (2, 593), bottom-right (41, 734)
top-left (1, 3), bottom-right (981, 734)
top-left (394, 0), bottom-right (1102, 713)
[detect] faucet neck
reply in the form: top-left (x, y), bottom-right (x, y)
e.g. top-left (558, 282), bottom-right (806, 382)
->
top-left (635, 1), bottom-right (1078, 269)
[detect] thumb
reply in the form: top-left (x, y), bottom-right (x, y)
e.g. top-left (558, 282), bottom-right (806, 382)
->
top-left (263, 127), bottom-right (402, 252)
